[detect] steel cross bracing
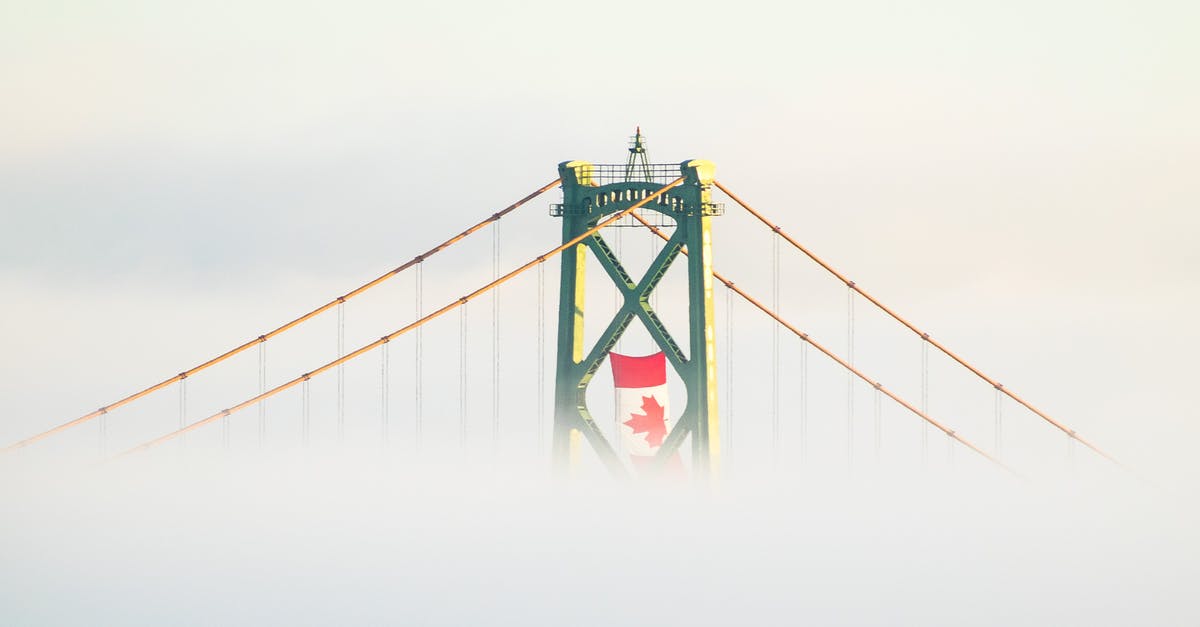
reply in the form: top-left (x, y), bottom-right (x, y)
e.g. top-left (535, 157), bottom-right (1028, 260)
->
top-left (551, 160), bottom-right (721, 480)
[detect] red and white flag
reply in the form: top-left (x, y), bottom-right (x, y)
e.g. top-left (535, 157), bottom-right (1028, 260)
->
top-left (610, 352), bottom-right (672, 464)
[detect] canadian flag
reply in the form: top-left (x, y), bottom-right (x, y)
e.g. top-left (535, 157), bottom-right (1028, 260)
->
top-left (610, 352), bottom-right (672, 465)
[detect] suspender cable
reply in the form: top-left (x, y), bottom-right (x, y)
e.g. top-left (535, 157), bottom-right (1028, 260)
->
top-left (800, 341), bottom-right (808, 464)
top-left (771, 232), bottom-right (780, 466)
top-left (4, 179), bottom-right (562, 454)
top-left (627, 211), bottom-right (1013, 475)
top-left (178, 377), bottom-right (187, 449)
top-left (460, 303), bottom-right (468, 450)
top-left (337, 300), bottom-right (345, 444)
top-left (258, 339), bottom-right (266, 448)
top-left (301, 378), bottom-right (310, 447)
top-left (116, 178), bottom-right (684, 458)
top-left (381, 341), bottom-right (389, 444)
top-left (415, 263), bottom-right (423, 448)
top-left (99, 409), bottom-right (107, 456)
top-left (729, 285), bottom-right (1007, 472)
top-left (922, 337), bottom-right (930, 467)
top-left (874, 384), bottom-right (882, 462)
top-left (492, 222), bottom-right (500, 452)
top-left (725, 283), bottom-right (734, 464)
top-left (848, 285), bottom-right (856, 469)
top-left (537, 263), bottom-right (546, 452)
top-left (715, 181), bottom-right (1119, 467)
top-left (995, 386), bottom-right (1003, 460)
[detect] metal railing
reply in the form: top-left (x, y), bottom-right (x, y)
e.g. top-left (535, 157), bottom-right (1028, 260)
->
top-left (566, 163), bottom-right (685, 185)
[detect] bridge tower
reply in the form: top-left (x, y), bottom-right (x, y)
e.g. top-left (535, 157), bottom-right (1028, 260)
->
top-left (551, 140), bottom-right (722, 480)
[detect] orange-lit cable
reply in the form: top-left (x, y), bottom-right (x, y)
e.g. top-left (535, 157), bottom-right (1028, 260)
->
top-left (2, 179), bottom-right (562, 454)
top-left (714, 181), bottom-right (1118, 467)
top-left (628, 212), bottom-right (1013, 474)
top-left (116, 178), bottom-right (686, 457)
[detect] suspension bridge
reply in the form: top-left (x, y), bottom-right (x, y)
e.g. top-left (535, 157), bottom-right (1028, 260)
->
top-left (1, 131), bottom-right (1119, 480)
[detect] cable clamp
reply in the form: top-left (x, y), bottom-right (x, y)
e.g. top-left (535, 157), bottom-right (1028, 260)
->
top-left (459, 297), bottom-right (468, 304)
top-left (921, 332), bottom-right (930, 340)
top-left (258, 335), bottom-right (267, 343)
top-left (994, 383), bottom-right (1004, 390)
top-left (772, 225), bottom-right (782, 233)
top-left (414, 254), bottom-right (425, 263)
top-left (1068, 430), bottom-right (1077, 438)
top-left (947, 430), bottom-right (956, 437)
top-left (873, 382), bottom-right (882, 390)
top-left (491, 212), bottom-right (502, 221)
top-left (380, 336), bottom-right (390, 344)
top-left (98, 407), bottom-right (108, 415)
top-left (302, 373), bottom-right (311, 381)
top-left (221, 409), bottom-right (231, 417)
top-left (337, 296), bottom-right (346, 304)
top-left (178, 372), bottom-right (188, 380)
top-left (536, 255), bottom-right (546, 263)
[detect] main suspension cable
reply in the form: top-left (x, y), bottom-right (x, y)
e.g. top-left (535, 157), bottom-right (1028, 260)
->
top-left (5, 179), bottom-right (562, 454)
top-left (628, 212), bottom-right (1012, 475)
top-left (715, 181), bottom-right (1118, 467)
top-left (115, 179), bottom-right (685, 458)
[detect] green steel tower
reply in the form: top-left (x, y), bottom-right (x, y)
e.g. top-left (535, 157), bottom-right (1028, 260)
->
top-left (550, 148), bottom-right (722, 480)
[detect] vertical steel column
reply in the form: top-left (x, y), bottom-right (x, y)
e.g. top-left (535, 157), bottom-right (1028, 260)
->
top-left (551, 161), bottom-right (592, 474)
top-left (679, 160), bottom-right (720, 478)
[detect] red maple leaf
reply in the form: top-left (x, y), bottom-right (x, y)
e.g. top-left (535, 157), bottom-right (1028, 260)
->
top-left (624, 395), bottom-right (667, 448)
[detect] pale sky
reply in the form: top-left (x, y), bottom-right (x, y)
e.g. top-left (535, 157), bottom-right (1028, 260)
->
top-left (1, 2), bottom-right (1198, 622)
